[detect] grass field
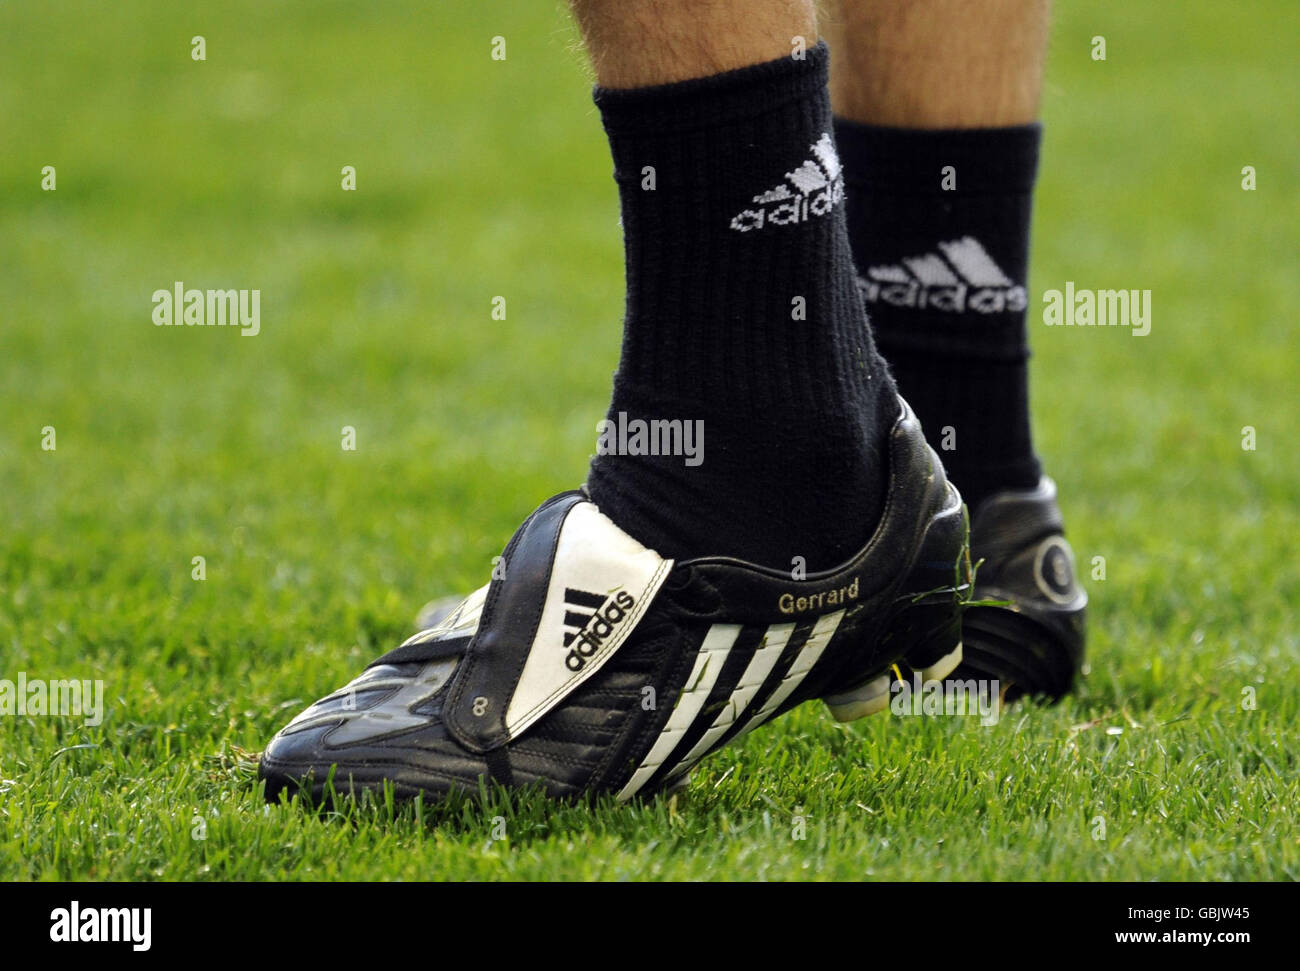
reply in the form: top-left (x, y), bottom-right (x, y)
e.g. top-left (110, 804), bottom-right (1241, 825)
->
top-left (2, 1), bottom-right (1297, 881)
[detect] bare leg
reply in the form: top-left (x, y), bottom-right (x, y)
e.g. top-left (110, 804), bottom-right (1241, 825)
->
top-left (571, 0), bottom-right (816, 88)
top-left (824, 0), bottom-right (1050, 127)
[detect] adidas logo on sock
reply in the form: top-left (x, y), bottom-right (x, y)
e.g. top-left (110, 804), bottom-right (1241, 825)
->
top-left (562, 587), bottom-right (636, 672)
top-left (856, 236), bottom-right (1027, 314)
top-left (729, 133), bottom-right (844, 233)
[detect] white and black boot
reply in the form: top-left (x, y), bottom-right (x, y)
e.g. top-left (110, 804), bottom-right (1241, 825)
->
top-left (260, 399), bottom-right (970, 803)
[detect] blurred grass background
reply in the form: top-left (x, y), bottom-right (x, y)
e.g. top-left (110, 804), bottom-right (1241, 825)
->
top-left (0, 1), bottom-right (1297, 879)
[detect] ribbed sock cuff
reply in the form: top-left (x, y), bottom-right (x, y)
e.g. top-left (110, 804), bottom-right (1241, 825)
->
top-left (833, 120), bottom-right (1041, 195)
top-left (596, 41), bottom-right (829, 139)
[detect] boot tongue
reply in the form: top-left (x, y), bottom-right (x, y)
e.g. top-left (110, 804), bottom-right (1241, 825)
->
top-left (365, 584), bottom-right (488, 669)
top-left (443, 493), bottom-right (673, 753)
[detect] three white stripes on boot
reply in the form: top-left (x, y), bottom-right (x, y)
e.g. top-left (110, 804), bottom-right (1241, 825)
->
top-left (616, 610), bottom-right (844, 800)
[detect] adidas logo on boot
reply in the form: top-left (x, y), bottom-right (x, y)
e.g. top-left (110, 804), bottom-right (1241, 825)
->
top-left (563, 587), bottom-right (637, 672)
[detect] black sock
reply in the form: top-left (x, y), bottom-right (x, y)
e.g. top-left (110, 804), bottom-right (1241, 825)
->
top-left (585, 43), bottom-right (897, 570)
top-left (834, 121), bottom-right (1043, 512)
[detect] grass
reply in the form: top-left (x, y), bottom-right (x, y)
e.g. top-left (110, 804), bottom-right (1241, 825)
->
top-left (1, 0), bottom-right (1297, 881)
